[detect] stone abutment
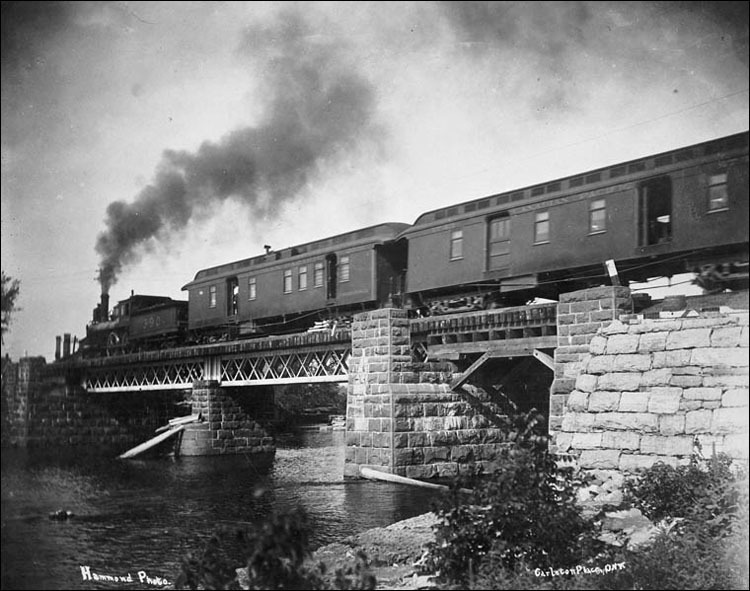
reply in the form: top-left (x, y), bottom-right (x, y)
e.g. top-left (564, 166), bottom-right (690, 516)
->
top-left (344, 308), bottom-right (512, 479)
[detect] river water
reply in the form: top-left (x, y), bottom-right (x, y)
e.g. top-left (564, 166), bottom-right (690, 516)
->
top-left (1, 429), bottom-right (442, 590)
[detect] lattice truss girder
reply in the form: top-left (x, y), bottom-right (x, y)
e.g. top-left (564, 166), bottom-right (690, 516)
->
top-left (83, 347), bottom-right (351, 392)
top-left (84, 361), bottom-right (204, 392)
top-left (221, 347), bottom-right (350, 384)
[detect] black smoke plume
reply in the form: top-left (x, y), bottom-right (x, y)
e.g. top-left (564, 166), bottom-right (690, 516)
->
top-left (95, 9), bottom-right (381, 292)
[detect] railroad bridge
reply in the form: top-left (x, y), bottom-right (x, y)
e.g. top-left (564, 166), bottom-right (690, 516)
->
top-left (73, 301), bottom-right (557, 393)
top-left (46, 286), bottom-right (631, 475)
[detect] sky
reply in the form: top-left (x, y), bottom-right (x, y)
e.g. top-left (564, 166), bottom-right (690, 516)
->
top-left (1, 1), bottom-right (748, 361)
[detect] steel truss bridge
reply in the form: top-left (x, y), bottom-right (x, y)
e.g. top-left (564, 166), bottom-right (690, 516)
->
top-left (74, 332), bottom-right (352, 393)
top-left (58, 303), bottom-right (557, 393)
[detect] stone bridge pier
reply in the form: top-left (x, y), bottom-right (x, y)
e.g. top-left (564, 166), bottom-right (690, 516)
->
top-left (344, 309), bottom-right (510, 479)
top-left (178, 380), bottom-right (276, 457)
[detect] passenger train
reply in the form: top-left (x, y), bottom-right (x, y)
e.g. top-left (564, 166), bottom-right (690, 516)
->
top-left (81, 131), bottom-right (749, 356)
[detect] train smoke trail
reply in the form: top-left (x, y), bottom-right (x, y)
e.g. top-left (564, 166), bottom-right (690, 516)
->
top-left (95, 9), bottom-right (382, 293)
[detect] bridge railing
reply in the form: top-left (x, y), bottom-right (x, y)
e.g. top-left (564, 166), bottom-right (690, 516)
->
top-left (410, 302), bottom-right (558, 359)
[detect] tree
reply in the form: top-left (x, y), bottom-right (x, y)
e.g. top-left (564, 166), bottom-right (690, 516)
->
top-left (1, 271), bottom-right (21, 344)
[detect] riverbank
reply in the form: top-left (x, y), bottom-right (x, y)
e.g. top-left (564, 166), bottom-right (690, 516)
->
top-left (233, 511), bottom-right (439, 590)
top-left (311, 512), bottom-right (438, 590)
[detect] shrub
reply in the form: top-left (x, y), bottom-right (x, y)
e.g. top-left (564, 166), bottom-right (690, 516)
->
top-left (595, 524), bottom-right (749, 590)
top-left (608, 451), bottom-right (750, 590)
top-left (624, 450), bottom-right (742, 527)
top-left (424, 411), bottom-right (600, 586)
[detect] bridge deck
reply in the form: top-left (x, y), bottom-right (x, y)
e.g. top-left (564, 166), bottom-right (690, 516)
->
top-left (58, 303), bottom-right (559, 392)
top-left (411, 303), bottom-right (557, 360)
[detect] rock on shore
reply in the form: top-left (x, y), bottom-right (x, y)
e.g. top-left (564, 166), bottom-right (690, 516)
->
top-left (310, 512), bottom-right (438, 590)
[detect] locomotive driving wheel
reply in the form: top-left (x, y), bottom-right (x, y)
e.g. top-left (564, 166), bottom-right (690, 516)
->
top-left (106, 332), bottom-right (119, 356)
top-left (106, 331), bottom-right (128, 356)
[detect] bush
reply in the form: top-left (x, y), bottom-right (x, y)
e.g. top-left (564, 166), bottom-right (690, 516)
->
top-left (176, 506), bottom-right (375, 590)
top-left (424, 411), bottom-right (600, 586)
top-left (624, 450), bottom-right (742, 527)
top-left (607, 451), bottom-right (750, 590)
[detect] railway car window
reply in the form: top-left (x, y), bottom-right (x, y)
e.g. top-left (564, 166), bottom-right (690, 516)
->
top-left (283, 270), bottom-right (292, 294)
top-left (707, 173), bottom-right (728, 212)
top-left (227, 277), bottom-right (239, 315)
top-left (298, 266), bottom-right (308, 291)
top-left (340, 256), bottom-right (350, 282)
top-left (450, 230), bottom-right (463, 260)
top-left (638, 176), bottom-right (672, 246)
top-left (209, 285), bottom-right (217, 308)
top-left (248, 277), bottom-right (257, 300)
top-left (589, 199), bottom-right (607, 234)
top-left (534, 211), bottom-right (550, 244)
top-left (490, 217), bottom-right (510, 244)
top-left (314, 262), bottom-right (324, 287)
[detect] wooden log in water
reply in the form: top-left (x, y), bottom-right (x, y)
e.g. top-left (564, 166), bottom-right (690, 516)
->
top-left (360, 467), bottom-right (472, 494)
top-left (155, 414), bottom-right (201, 434)
top-left (118, 424), bottom-right (187, 459)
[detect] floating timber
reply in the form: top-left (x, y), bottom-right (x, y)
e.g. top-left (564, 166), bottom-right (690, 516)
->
top-left (118, 424), bottom-right (187, 459)
top-left (360, 467), bottom-right (472, 494)
top-left (155, 414), bottom-right (202, 434)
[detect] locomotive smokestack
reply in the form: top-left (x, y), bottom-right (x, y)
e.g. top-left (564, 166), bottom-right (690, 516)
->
top-left (101, 292), bottom-right (110, 322)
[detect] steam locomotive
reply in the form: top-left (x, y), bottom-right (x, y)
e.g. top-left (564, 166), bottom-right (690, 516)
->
top-left (80, 131), bottom-right (749, 357)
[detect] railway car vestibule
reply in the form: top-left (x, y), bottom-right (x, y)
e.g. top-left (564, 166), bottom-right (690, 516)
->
top-left (227, 277), bottom-right (239, 316)
top-left (638, 176), bottom-right (673, 246)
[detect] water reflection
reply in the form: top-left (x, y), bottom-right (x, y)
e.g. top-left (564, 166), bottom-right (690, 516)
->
top-left (2, 428), bottom-right (441, 590)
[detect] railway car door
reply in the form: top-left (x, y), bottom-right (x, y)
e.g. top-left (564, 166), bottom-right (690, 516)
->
top-left (488, 213), bottom-right (511, 270)
top-left (638, 176), bottom-right (673, 246)
top-left (227, 277), bottom-right (239, 316)
top-left (326, 254), bottom-right (337, 299)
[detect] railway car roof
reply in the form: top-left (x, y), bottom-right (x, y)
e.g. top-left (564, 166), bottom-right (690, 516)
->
top-left (399, 130), bottom-right (748, 236)
top-left (183, 222), bottom-right (410, 289)
top-left (114, 295), bottom-right (180, 307)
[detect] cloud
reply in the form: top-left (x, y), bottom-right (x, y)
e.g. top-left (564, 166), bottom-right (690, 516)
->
top-left (95, 8), bottom-right (384, 292)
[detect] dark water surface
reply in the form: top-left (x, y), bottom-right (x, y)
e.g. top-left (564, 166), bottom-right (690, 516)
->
top-left (1, 429), bottom-right (441, 590)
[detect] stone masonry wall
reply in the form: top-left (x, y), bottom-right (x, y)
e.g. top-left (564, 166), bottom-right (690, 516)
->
top-left (345, 308), bottom-right (510, 479)
top-left (549, 286), bottom-right (633, 441)
top-left (345, 308), bottom-right (410, 477)
top-left (1, 357), bottom-right (183, 450)
top-left (391, 381), bottom-right (509, 479)
top-left (179, 380), bottom-right (275, 456)
top-left (2, 356), bottom-right (27, 445)
top-left (557, 312), bottom-right (749, 473)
